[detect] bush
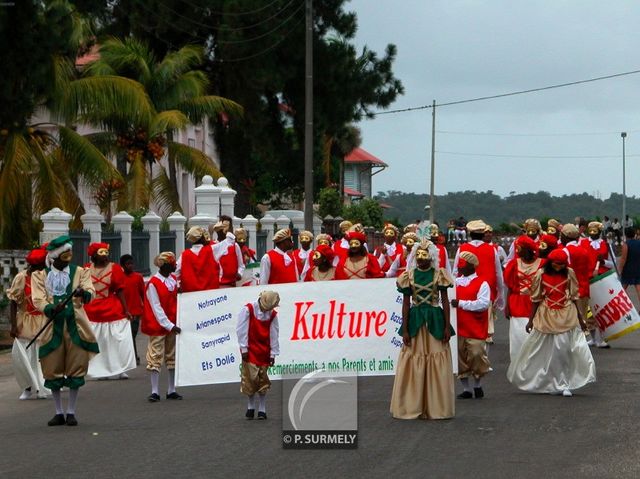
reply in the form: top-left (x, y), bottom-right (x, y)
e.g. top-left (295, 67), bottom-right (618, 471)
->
top-left (343, 198), bottom-right (384, 229)
top-left (318, 187), bottom-right (343, 219)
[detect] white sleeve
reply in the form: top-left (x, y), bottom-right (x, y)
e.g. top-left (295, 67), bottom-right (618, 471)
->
top-left (236, 306), bottom-right (250, 354)
top-left (443, 248), bottom-right (451, 274)
top-left (504, 242), bottom-right (515, 267)
top-left (146, 283), bottom-right (174, 331)
top-left (235, 243), bottom-right (245, 277)
top-left (270, 314), bottom-right (280, 357)
top-left (459, 281), bottom-right (491, 311)
top-left (175, 254), bottom-right (183, 281)
top-left (452, 247), bottom-right (461, 276)
top-left (386, 255), bottom-right (400, 278)
top-left (259, 254), bottom-right (271, 285)
top-left (494, 250), bottom-right (505, 309)
top-left (378, 252), bottom-right (386, 268)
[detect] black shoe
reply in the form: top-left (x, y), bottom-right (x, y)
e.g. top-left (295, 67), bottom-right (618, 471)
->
top-left (66, 414), bottom-right (78, 426)
top-left (48, 414), bottom-right (66, 426)
top-left (148, 393), bottom-right (161, 402)
top-left (166, 392), bottom-right (183, 400)
top-left (257, 412), bottom-right (267, 420)
top-left (474, 387), bottom-right (485, 399)
top-left (136, 356), bottom-right (141, 366)
top-left (246, 409), bottom-right (255, 419)
top-left (457, 391), bottom-right (473, 399)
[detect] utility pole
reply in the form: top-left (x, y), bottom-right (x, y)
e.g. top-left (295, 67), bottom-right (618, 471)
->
top-left (304, 0), bottom-right (314, 231)
top-left (429, 100), bottom-right (436, 223)
top-left (622, 131), bottom-right (627, 231)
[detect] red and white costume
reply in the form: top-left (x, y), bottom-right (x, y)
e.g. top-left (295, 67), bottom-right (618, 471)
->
top-left (85, 262), bottom-right (136, 378)
top-left (213, 233), bottom-right (245, 288)
top-left (176, 243), bottom-right (220, 292)
top-left (142, 273), bottom-right (178, 372)
top-left (335, 253), bottom-right (385, 280)
top-left (259, 248), bottom-right (299, 284)
top-left (453, 240), bottom-right (505, 309)
top-left (584, 238), bottom-right (613, 276)
top-left (376, 242), bottom-right (405, 273)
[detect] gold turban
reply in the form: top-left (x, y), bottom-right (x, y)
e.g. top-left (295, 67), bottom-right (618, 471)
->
top-left (484, 224), bottom-right (493, 232)
top-left (212, 219), bottom-right (231, 233)
top-left (547, 218), bottom-right (561, 234)
top-left (186, 226), bottom-right (209, 243)
top-left (234, 228), bottom-right (247, 241)
top-left (588, 221), bottom-right (603, 234)
top-left (339, 220), bottom-right (353, 233)
top-left (428, 224), bottom-right (440, 237)
top-left (401, 232), bottom-right (419, 244)
top-left (258, 290), bottom-right (280, 311)
top-left (315, 233), bottom-right (332, 245)
top-left (403, 224), bottom-right (418, 233)
top-left (299, 230), bottom-right (313, 242)
top-left (154, 251), bottom-right (176, 267)
top-left (273, 228), bottom-right (292, 243)
top-left (523, 218), bottom-right (541, 232)
top-left (466, 220), bottom-right (488, 233)
top-left (459, 251), bottom-right (479, 266)
top-left (561, 223), bottom-right (580, 239)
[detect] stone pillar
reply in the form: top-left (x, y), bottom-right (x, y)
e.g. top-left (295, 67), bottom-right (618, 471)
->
top-left (40, 208), bottom-right (72, 244)
top-left (112, 211), bottom-right (134, 255)
top-left (275, 215), bottom-right (291, 231)
top-left (142, 211), bottom-right (162, 274)
top-left (292, 216), bottom-right (305, 234)
top-left (261, 214), bottom-right (276, 246)
top-left (242, 215), bottom-right (259, 254)
top-left (167, 211), bottom-right (187, 257)
top-left (313, 215), bottom-right (323, 238)
top-left (80, 209), bottom-right (104, 244)
top-left (194, 174), bottom-right (221, 220)
top-left (217, 177), bottom-right (237, 218)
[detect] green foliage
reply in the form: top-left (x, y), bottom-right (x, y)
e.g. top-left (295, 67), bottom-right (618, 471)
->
top-left (318, 187), bottom-right (343, 218)
top-left (377, 190), bottom-right (640, 227)
top-left (129, 208), bottom-right (148, 232)
top-left (343, 198), bottom-right (384, 229)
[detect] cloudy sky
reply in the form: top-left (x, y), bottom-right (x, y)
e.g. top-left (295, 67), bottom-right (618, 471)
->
top-left (349, 0), bottom-right (640, 199)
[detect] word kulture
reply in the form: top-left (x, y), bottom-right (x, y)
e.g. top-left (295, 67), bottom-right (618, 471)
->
top-left (593, 289), bottom-right (634, 329)
top-left (291, 300), bottom-right (387, 340)
top-left (197, 294), bottom-right (228, 311)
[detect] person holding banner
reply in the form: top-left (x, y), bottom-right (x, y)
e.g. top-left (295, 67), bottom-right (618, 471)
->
top-left (390, 239), bottom-right (455, 420)
top-left (292, 230), bottom-right (314, 279)
top-left (84, 243), bottom-right (136, 380)
top-left (504, 236), bottom-right (542, 363)
top-left (260, 229), bottom-right (299, 284)
top-left (507, 249), bottom-right (596, 397)
top-left (584, 222), bottom-right (614, 276)
top-left (31, 235), bottom-right (99, 426)
top-left (335, 231), bottom-right (385, 280)
top-left (7, 246), bottom-right (50, 400)
top-left (176, 226), bottom-right (220, 292)
top-left (386, 232), bottom-right (419, 278)
top-left (236, 290), bottom-right (280, 420)
top-left (451, 251), bottom-right (491, 399)
top-left (619, 227), bottom-right (640, 299)
top-left (304, 244), bottom-right (337, 281)
top-left (143, 252), bottom-right (182, 402)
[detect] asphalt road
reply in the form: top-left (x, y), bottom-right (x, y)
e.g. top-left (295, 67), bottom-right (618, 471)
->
top-left (1, 317), bottom-right (639, 479)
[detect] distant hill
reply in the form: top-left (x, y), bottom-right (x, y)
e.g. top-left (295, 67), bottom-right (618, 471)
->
top-left (376, 190), bottom-right (640, 229)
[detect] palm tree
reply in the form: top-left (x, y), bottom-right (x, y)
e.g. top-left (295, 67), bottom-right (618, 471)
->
top-left (84, 37), bottom-right (243, 215)
top-left (0, 2), bottom-right (153, 248)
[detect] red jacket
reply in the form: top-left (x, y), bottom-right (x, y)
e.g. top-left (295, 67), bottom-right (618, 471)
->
top-left (142, 275), bottom-right (177, 336)
top-left (122, 271), bottom-right (145, 316)
top-left (84, 262), bottom-right (126, 323)
top-left (335, 254), bottom-right (385, 280)
top-left (180, 246), bottom-right (220, 292)
top-left (456, 276), bottom-right (489, 339)
top-left (266, 250), bottom-right (298, 284)
top-left (246, 303), bottom-right (276, 367)
top-left (564, 243), bottom-right (595, 298)
top-left (458, 242), bottom-right (498, 300)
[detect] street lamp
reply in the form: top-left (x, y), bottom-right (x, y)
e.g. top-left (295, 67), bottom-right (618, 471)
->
top-left (622, 132), bottom-right (627, 234)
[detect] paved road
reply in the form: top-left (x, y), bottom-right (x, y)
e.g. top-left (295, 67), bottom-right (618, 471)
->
top-left (1, 317), bottom-right (639, 479)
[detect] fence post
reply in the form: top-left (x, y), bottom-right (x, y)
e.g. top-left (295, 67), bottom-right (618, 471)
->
top-left (292, 216), bottom-right (305, 235)
top-left (142, 211), bottom-right (162, 274)
top-left (112, 211), bottom-right (134, 255)
top-left (275, 215), bottom-right (291, 231)
top-left (242, 215), bottom-right (259, 254)
top-left (167, 211), bottom-right (187, 257)
top-left (313, 215), bottom-right (323, 238)
top-left (40, 208), bottom-right (72, 244)
top-left (193, 174), bottom-right (220, 222)
top-left (261, 214), bottom-right (276, 246)
top-left (218, 177), bottom-right (236, 218)
top-left (80, 209), bottom-right (104, 244)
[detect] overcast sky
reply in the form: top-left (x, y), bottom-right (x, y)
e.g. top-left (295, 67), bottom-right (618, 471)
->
top-left (349, 0), bottom-right (640, 199)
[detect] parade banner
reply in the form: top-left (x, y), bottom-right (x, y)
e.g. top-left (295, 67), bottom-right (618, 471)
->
top-left (175, 278), bottom-right (459, 387)
top-left (589, 270), bottom-right (640, 341)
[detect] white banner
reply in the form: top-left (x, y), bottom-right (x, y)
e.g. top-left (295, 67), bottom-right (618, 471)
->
top-left (176, 278), bottom-right (459, 387)
top-left (589, 270), bottom-right (640, 341)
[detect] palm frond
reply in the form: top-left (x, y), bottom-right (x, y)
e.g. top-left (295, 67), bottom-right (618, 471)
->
top-left (168, 141), bottom-right (222, 179)
top-left (155, 71), bottom-right (209, 111)
top-left (92, 37), bottom-right (155, 86)
top-left (149, 110), bottom-right (189, 137)
top-left (58, 76), bottom-right (154, 127)
top-left (152, 45), bottom-right (204, 97)
top-left (177, 95), bottom-right (243, 124)
top-left (28, 136), bottom-right (66, 215)
top-left (57, 126), bottom-right (122, 187)
top-left (151, 167), bottom-right (182, 216)
top-left (83, 131), bottom-right (119, 157)
top-left (0, 133), bottom-right (34, 212)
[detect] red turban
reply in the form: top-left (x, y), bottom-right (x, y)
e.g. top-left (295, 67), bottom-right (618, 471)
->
top-left (539, 234), bottom-right (558, 251)
top-left (88, 242), bottom-right (109, 258)
top-left (516, 235), bottom-right (538, 255)
top-left (26, 247), bottom-right (47, 265)
top-left (346, 231), bottom-right (367, 244)
top-left (315, 244), bottom-right (335, 262)
top-left (547, 248), bottom-right (568, 265)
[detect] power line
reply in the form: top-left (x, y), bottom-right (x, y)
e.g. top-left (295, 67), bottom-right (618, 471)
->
top-left (372, 69), bottom-right (640, 116)
top-left (435, 150), bottom-right (640, 159)
top-left (435, 128), bottom-right (640, 137)
top-left (175, 0), bottom-right (284, 16)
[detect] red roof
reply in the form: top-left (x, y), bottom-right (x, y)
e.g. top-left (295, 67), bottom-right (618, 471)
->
top-left (345, 147), bottom-right (388, 167)
top-left (76, 45), bottom-right (100, 67)
top-left (344, 187), bottom-right (364, 197)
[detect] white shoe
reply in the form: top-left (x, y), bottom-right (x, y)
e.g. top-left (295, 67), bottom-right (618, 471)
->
top-left (562, 389), bottom-right (573, 397)
top-left (19, 389), bottom-right (32, 400)
top-left (118, 372), bottom-right (129, 379)
top-left (596, 341), bottom-right (611, 349)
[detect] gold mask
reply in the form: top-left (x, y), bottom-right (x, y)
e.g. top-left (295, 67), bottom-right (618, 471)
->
top-left (539, 241), bottom-right (548, 251)
top-left (97, 248), bottom-right (109, 257)
top-left (300, 235), bottom-right (311, 243)
top-left (313, 251), bottom-right (322, 261)
top-left (405, 239), bottom-right (415, 248)
top-left (526, 229), bottom-right (538, 236)
top-left (384, 230), bottom-right (396, 238)
top-left (349, 239), bottom-right (361, 248)
top-left (318, 239), bottom-right (330, 246)
top-left (547, 226), bottom-right (557, 234)
top-left (415, 250), bottom-right (430, 260)
top-left (60, 251), bottom-right (73, 262)
top-left (588, 228), bottom-right (599, 236)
